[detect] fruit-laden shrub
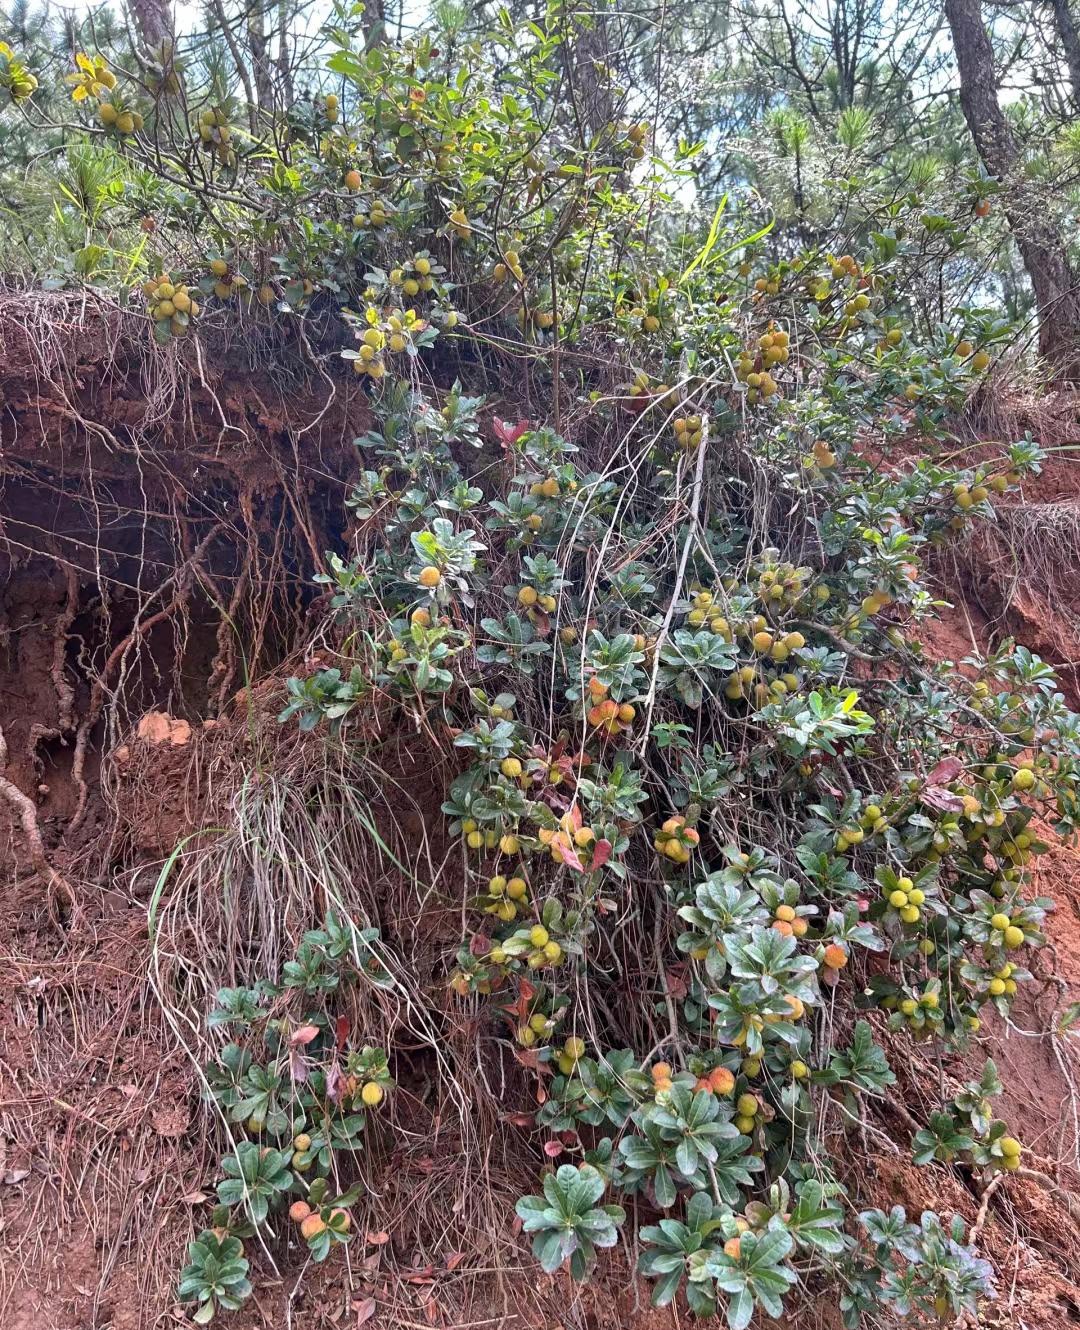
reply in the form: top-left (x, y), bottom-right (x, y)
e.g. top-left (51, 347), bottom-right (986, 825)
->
top-left (5, 10), bottom-right (1076, 1327)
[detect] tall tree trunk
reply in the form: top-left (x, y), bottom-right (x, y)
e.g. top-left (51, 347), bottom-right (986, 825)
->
top-left (1050, 0), bottom-right (1080, 109)
top-left (946, 0), bottom-right (1080, 370)
top-left (125, 0), bottom-right (173, 54)
top-left (247, 0), bottom-right (275, 112)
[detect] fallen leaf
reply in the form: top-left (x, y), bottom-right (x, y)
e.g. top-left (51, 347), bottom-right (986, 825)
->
top-left (352, 1297), bottom-right (377, 1326)
top-left (290, 1024), bottom-right (320, 1046)
top-left (1, 1168), bottom-right (30, 1185)
top-left (445, 1251), bottom-right (465, 1271)
top-left (366, 1230), bottom-right (390, 1246)
top-left (926, 755), bottom-right (964, 785)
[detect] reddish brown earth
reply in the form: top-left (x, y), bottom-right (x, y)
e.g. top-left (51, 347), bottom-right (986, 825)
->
top-left (2, 306), bottom-right (1080, 1328)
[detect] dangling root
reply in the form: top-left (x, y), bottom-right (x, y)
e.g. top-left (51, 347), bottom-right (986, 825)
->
top-left (0, 722), bottom-right (77, 924)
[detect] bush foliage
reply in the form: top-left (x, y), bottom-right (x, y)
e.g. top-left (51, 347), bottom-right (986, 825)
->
top-left (3, 4), bottom-right (1078, 1326)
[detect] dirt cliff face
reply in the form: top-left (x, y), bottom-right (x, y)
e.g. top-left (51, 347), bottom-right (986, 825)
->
top-left (2, 303), bottom-right (1080, 1329)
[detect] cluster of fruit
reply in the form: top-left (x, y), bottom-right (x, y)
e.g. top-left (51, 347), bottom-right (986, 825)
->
top-left (515, 1002), bottom-right (564, 1047)
top-left (996, 1135), bottom-right (1022, 1171)
top-left (735, 327), bottom-right (790, 403)
top-left (747, 626), bottom-right (806, 662)
top-left (692, 1064), bottom-right (736, 1096)
top-left (769, 902), bottom-right (810, 939)
top-left (954, 338), bottom-right (991, 371)
top-left (619, 369), bottom-right (677, 413)
top-left (389, 253), bottom-right (442, 296)
top-left (323, 92), bottom-right (339, 123)
top-left (347, 308), bottom-right (424, 379)
top-left (733, 1091), bottom-right (762, 1136)
top-left (886, 875), bottom-right (927, 924)
top-left (208, 257), bottom-right (249, 299)
top-left (754, 557), bottom-right (809, 607)
top-left (988, 910), bottom-right (1026, 950)
top-left (448, 206), bottom-right (471, 239)
top-left (514, 304), bottom-right (558, 334)
top-left (626, 121), bottom-right (649, 160)
top-left (538, 819), bottom-right (596, 863)
top-left (517, 584), bottom-right (557, 613)
top-left (751, 273), bottom-right (780, 296)
top-left (586, 696), bottom-right (635, 736)
top-left (653, 816), bottom-right (700, 865)
top-left (672, 413), bottom-right (703, 450)
top-left (987, 962), bottom-right (1018, 998)
top-left (649, 1060), bottom-right (674, 1094)
top-left (196, 107), bottom-right (235, 165)
top-left (483, 872), bottom-right (530, 922)
top-left (493, 249), bottom-right (524, 284)
top-left (99, 101), bottom-right (143, 135)
top-left (517, 922), bottom-right (564, 969)
top-left (352, 196), bottom-right (393, 228)
top-left (686, 588), bottom-right (733, 635)
top-left (288, 1197), bottom-right (351, 1242)
top-left (527, 474), bottom-right (564, 498)
top-left (142, 274), bottom-right (200, 340)
top-left (461, 816), bottom-right (520, 855)
top-left (553, 1035), bottom-right (585, 1075)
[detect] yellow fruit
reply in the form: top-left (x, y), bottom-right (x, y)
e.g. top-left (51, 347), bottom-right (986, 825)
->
top-left (529, 925), bottom-right (549, 948)
top-left (1012, 767), bottom-right (1036, 791)
top-left (300, 1214), bottom-right (327, 1239)
top-left (116, 112), bottom-right (135, 134)
top-left (99, 102), bottom-right (118, 125)
top-left (499, 833), bottom-right (520, 855)
top-left (736, 1093), bottom-right (758, 1117)
top-left (289, 1200), bottom-right (312, 1222)
top-left (734, 1114), bottom-right (756, 1134)
top-left (791, 1060), bottom-right (808, 1079)
top-left (971, 350), bottom-right (990, 372)
top-left (1003, 925), bottom-right (1025, 948)
top-left (889, 889), bottom-right (908, 909)
top-left (418, 565), bottom-right (441, 588)
top-left (775, 904), bottom-right (796, 923)
top-left (907, 888), bottom-right (925, 907)
top-left (990, 913), bottom-right (1010, 931)
top-left (507, 877), bottom-right (528, 900)
top-left (518, 586), bottom-right (538, 606)
top-left (1000, 1136), bottom-right (1021, 1158)
top-left (988, 978), bottom-right (1006, 996)
top-left (360, 1080), bottom-right (384, 1107)
top-left (293, 1132), bottom-right (312, 1151)
top-left (900, 905), bottom-right (920, 924)
top-left (344, 169), bottom-right (362, 190)
top-left (501, 757), bottom-right (522, 779)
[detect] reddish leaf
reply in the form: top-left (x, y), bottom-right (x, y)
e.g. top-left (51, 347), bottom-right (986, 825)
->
top-left (566, 803), bottom-right (583, 832)
top-left (555, 836), bottom-right (586, 873)
top-left (289, 1047), bottom-right (310, 1083)
top-left (366, 1230), bottom-right (391, 1246)
top-left (326, 1062), bottom-right (344, 1102)
top-left (508, 1112), bottom-right (535, 1127)
top-left (588, 839), bottom-right (612, 871)
top-left (445, 1251), bottom-right (466, 1271)
top-left (422, 1294), bottom-right (439, 1325)
top-left (921, 786), bottom-right (966, 813)
top-left (492, 417), bottom-right (530, 447)
top-left (926, 756), bottom-right (964, 786)
top-left (353, 1297), bottom-right (377, 1326)
top-left (290, 1023), bottom-right (320, 1047)
top-left (335, 1015), bottom-right (350, 1050)
top-left (514, 1046), bottom-right (540, 1070)
top-left (404, 1266), bottom-right (435, 1283)
top-left (543, 1139), bottom-right (563, 1158)
top-left (468, 931), bottom-right (490, 957)
top-left (416, 1156), bottom-right (434, 1174)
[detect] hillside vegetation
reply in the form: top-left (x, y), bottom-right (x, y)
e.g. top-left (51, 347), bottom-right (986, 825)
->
top-left (1, 2), bottom-right (1080, 1327)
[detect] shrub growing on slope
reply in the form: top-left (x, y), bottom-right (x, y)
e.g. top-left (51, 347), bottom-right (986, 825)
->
top-left (4, 9), bottom-right (1078, 1327)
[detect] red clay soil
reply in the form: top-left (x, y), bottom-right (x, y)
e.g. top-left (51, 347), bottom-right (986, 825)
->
top-left (3, 310), bottom-right (1080, 1328)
